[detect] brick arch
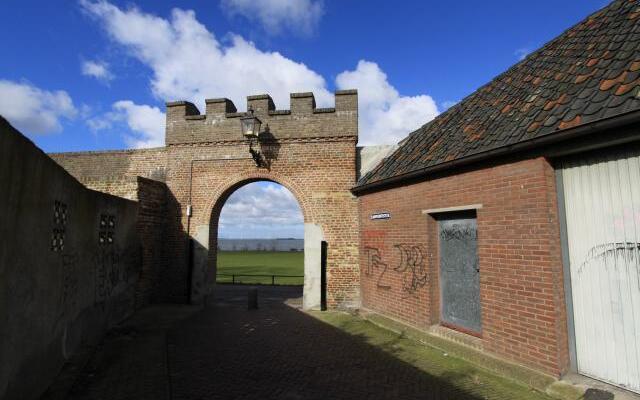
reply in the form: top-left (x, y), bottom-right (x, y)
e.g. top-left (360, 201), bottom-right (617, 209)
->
top-left (191, 170), bottom-right (324, 310)
top-left (200, 170), bottom-right (314, 227)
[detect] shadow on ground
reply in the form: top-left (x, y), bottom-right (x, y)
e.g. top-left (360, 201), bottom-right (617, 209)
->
top-left (41, 285), bottom-right (549, 400)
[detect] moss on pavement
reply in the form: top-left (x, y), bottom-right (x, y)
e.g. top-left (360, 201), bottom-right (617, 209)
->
top-left (312, 311), bottom-right (554, 400)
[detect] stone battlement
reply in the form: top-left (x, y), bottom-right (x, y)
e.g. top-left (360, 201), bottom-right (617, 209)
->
top-left (165, 90), bottom-right (357, 145)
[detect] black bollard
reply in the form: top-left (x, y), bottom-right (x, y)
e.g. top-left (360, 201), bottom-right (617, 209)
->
top-left (248, 287), bottom-right (258, 310)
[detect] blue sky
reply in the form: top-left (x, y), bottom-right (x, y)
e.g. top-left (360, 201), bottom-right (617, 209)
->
top-left (219, 181), bottom-right (303, 239)
top-left (0, 0), bottom-right (606, 238)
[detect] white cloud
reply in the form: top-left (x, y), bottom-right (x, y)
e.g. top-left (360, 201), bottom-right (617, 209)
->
top-left (113, 101), bottom-right (165, 148)
top-left (79, 1), bottom-right (438, 145)
top-left (87, 100), bottom-right (165, 148)
top-left (86, 113), bottom-right (113, 132)
top-left (220, 0), bottom-right (324, 36)
top-left (219, 182), bottom-right (303, 238)
top-left (0, 80), bottom-right (77, 135)
top-left (515, 48), bottom-right (531, 61)
top-left (79, 0), bottom-right (331, 111)
top-left (81, 60), bottom-right (114, 82)
top-left (336, 60), bottom-right (439, 145)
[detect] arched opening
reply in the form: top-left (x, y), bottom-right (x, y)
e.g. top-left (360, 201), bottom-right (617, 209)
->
top-left (217, 180), bottom-right (303, 288)
top-left (190, 178), bottom-right (325, 310)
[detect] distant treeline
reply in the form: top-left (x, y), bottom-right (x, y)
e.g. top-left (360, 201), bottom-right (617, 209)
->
top-left (218, 238), bottom-right (303, 252)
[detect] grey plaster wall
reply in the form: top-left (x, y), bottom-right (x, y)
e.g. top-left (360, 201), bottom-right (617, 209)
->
top-left (0, 117), bottom-right (141, 400)
top-left (303, 223), bottom-right (324, 310)
top-left (357, 145), bottom-right (398, 180)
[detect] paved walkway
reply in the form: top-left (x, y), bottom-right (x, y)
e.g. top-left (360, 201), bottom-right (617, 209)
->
top-left (43, 285), bottom-right (547, 400)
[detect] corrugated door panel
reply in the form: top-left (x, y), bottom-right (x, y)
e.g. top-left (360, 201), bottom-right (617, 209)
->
top-left (561, 146), bottom-right (640, 393)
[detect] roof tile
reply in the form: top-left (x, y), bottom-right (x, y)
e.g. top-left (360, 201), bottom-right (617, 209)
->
top-left (358, 0), bottom-right (640, 188)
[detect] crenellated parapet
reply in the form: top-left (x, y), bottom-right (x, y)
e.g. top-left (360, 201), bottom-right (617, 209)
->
top-left (165, 90), bottom-right (357, 145)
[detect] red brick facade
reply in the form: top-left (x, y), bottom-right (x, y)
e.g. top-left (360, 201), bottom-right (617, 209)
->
top-left (358, 157), bottom-right (569, 376)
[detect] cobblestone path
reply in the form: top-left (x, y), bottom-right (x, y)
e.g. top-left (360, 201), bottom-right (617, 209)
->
top-left (42, 285), bottom-right (549, 400)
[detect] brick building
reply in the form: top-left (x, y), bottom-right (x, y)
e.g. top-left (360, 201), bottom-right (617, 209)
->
top-left (353, 0), bottom-right (640, 392)
top-left (46, 0), bottom-right (640, 393)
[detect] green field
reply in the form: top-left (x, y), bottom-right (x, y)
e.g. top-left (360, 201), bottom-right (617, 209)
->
top-left (216, 251), bottom-right (304, 285)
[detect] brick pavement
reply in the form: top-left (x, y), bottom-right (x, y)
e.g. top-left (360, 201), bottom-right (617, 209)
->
top-left (44, 285), bottom-right (547, 400)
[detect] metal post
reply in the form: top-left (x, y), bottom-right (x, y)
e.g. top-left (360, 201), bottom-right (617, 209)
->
top-left (272, 275), bottom-right (275, 285)
top-left (248, 287), bottom-right (258, 310)
top-left (232, 274), bottom-right (235, 284)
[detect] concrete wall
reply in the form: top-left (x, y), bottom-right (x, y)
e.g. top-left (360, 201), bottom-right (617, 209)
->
top-left (0, 117), bottom-right (142, 400)
top-left (357, 157), bottom-right (569, 376)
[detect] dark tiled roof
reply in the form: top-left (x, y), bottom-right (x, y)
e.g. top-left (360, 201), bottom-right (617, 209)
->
top-left (357, 0), bottom-right (640, 189)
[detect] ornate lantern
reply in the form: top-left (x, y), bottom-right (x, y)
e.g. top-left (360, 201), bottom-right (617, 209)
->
top-left (240, 107), bottom-right (262, 139)
top-left (240, 107), bottom-right (264, 167)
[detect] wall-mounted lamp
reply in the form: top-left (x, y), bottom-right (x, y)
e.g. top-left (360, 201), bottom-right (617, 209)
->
top-left (240, 107), bottom-right (264, 167)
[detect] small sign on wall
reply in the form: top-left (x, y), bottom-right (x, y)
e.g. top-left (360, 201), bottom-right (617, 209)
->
top-left (370, 212), bottom-right (391, 221)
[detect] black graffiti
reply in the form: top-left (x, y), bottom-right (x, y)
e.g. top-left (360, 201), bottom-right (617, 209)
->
top-left (393, 244), bottom-right (427, 297)
top-left (364, 245), bottom-right (428, 295)
top-left (52, 252), bottom-right (79, 333)
top-left (440, 224), bottom-right (477, 241)
top-left (364, 247), bottom-right (378, 276)
top-left (60, 253), bottom-right (79, 309)
top-left (95, 247), bottom-right (126, 305)
top-left (578, 242), bottom-right (640, 275)
top-left (365, 247), bottom-right (391, 289)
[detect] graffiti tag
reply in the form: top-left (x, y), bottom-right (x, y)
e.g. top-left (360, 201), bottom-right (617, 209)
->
top-left (393, 244), bottom-right (428, 297)
top-left (365, 247), bottom-right (391, 290)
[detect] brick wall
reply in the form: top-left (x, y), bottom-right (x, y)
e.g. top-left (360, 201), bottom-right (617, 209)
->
top-left (135, 177), bottom-right (168, 306)
top-left (358, 157), bottom-right (569, 376)
top-left (165, 90), bottom-right (357, 145)
top-left (49, 148), bottom-right (167, 200)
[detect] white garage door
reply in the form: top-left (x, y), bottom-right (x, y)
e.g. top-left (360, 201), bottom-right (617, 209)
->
top-left (560, 147), bottom-right (640, 393)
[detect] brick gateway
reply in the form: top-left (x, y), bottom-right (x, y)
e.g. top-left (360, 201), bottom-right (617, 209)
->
top-left (52, 90), bottom-right (361, 309)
